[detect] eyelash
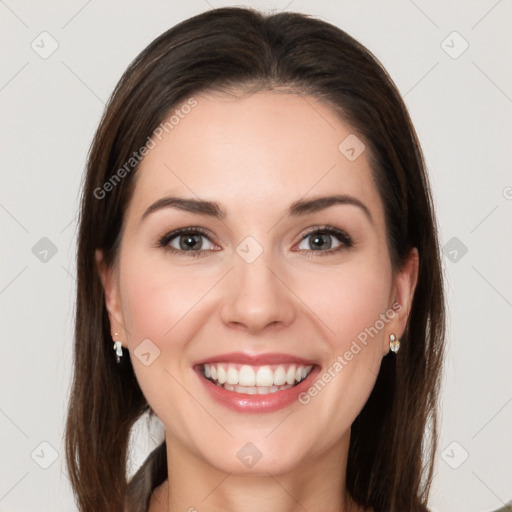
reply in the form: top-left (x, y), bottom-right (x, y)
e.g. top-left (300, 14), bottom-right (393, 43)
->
top-left (157, 225), bottom-right (353, 258)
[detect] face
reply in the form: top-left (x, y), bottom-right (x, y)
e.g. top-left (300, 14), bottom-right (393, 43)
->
top-left (97, 91), bottom-right (418, 477)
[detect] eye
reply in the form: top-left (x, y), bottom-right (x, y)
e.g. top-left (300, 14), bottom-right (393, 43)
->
top-left (295, 226), bottom-right (353, 256)
top-left (158, 225), bottom-right (353, 258)
top-left (158, 227), bottom-right (217, 257)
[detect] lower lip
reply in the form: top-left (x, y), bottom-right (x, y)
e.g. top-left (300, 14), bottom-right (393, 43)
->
top-left (195, 365), bottom-right (321, 413)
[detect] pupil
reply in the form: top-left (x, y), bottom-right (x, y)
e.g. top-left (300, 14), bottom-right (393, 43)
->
top-left (180, 234), bottom-right (201, 250)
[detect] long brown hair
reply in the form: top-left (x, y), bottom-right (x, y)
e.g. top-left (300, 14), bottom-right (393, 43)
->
top-left (65, 7), bottom-right (445, 512)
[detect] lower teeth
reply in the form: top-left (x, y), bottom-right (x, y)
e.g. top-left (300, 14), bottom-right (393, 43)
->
top-left (219, 382), bottom-right (293, 394)
top-left (206, 377), bottom-right (306, 394)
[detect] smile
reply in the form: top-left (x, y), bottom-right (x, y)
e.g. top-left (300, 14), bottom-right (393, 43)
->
top-left (201, 363), bottom-right (314, 395)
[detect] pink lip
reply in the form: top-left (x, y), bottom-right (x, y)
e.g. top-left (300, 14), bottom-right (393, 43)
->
top-left (193, 351), bottom-right (317, 366)
top-left (194, 364), bottom-right (321, 414)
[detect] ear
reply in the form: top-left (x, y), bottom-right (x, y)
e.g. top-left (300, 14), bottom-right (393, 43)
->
top-left (382, 247), bottom-right (419, 356)
top-left (95, 249), bottom-right (127, 347)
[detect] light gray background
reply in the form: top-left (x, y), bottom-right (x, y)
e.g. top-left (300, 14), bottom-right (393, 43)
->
top-left (1, 1), bottom-right (511, 511)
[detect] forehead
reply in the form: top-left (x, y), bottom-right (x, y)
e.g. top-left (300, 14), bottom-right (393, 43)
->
top-left (129, 91), bottom-right (382, 222)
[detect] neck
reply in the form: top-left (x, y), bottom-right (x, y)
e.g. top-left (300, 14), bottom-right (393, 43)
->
top-left (149, 430), bottom-right (359, 512)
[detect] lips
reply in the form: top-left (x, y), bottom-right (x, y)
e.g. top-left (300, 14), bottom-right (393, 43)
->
top-left (194, 351), bottom-right (317, 367)
top-left (192, 352), bottom-right (320, 413)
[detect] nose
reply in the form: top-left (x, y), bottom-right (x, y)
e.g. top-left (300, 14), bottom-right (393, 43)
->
top-left (220, 249), bottom-right (296, 335)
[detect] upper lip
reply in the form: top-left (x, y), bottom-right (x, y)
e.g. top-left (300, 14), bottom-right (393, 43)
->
top-left (194, 352), bottom-right (317, 366)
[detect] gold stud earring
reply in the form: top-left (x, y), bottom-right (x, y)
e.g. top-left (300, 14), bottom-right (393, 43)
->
top-left (113, 332), bottom-right (123, 364)
top-left (389, 334), bottom-right (400, 353)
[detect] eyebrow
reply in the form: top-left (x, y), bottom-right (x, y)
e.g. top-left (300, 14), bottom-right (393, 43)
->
top-left (141, 194), bottom-right (373, 224)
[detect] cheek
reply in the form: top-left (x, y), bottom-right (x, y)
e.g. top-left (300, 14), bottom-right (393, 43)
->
top-left (119, 252), bottom-right (214, 345)
top-left (117, 252), bottom-right (212, 399)
top-left (291, 258), bottom-right (393, 440)
top-left (118, 253), bottom-right (216, 421)
top-left (295, 255), bottom-right (393, 348)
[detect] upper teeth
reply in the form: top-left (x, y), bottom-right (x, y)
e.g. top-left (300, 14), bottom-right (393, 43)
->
top-left (203, 363), bottom-right (313, 387)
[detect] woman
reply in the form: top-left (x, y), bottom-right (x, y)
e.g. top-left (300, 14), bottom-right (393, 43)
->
top-left (65, 7), bottom-right (445, 512)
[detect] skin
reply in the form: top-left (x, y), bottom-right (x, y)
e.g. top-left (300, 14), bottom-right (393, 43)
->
top-left (97, 91), bottom-right (419, 512)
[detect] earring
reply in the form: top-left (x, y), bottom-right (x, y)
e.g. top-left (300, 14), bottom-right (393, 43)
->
top-left (389, 333), bottom-right (400, 353)
top-left (113, 333), bottom-right (123, 364)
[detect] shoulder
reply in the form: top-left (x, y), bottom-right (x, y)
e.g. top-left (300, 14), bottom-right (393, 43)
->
top-left (490, 504), bottom-right (512, 512)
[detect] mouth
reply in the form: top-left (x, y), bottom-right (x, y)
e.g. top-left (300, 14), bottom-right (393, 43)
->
top-left (196, 362), bottom-right (315, 395)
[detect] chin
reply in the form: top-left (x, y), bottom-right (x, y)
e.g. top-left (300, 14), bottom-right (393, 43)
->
top-left (194, 436), bottom-right (310, 476)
